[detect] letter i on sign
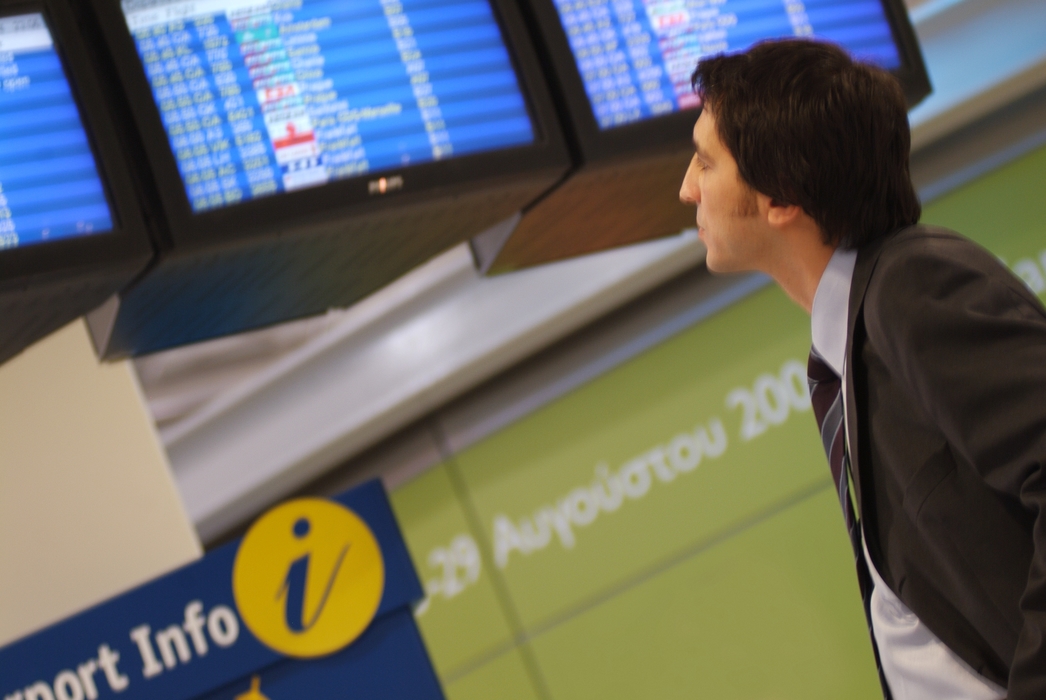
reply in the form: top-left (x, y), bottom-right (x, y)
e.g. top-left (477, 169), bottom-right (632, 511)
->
top-left (277, 517), bottom-right (349, 632)
top-left (233, 497), bottom-right (384, 657)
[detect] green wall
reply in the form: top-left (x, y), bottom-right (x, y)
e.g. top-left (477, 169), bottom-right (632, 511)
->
top-left (392, 286), bottom-right (877, 699)
top-left (392, 143), bottom-right (1046, 699)
top-left (921, 144), bottom-right (1046, 301)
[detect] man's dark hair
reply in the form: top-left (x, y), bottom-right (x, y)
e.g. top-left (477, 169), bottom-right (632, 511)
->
top-left (691, 39), bottom-right (920, 249)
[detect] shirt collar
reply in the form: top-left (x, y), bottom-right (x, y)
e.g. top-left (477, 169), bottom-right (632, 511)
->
top-left (810, 246), bottom-right (857, 377)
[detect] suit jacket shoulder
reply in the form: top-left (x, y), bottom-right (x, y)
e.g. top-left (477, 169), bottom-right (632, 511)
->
top-left (861, 226), bottom-right (1044, 345)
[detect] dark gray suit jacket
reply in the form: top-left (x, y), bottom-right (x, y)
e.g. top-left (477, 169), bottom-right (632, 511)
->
top-left (844, 225), bottom-right (1046, 699)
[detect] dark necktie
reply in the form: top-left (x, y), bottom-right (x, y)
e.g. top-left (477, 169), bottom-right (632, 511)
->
top-left (807, 348), bottom-right (892, 700)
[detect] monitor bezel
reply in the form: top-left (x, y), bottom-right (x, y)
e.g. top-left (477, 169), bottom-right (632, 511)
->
top-left (89, 0), bottom-right (569, 253)
top-left (0, 0), bottom-right (152, 287)
top-left (878, 0), bottom-right (932, 107)
top-left (521, 0), bottom-right (933, 164)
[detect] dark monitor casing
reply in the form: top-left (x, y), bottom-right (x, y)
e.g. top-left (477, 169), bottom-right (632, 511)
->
top-left (472, 0), bottom-right (932, 273)
top-left (0, 0), bottom-right (153, 365)
top-left (85, 0), bottom-right (571, 359)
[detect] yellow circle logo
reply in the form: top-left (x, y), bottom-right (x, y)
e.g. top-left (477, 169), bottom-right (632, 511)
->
top-left (232, 498), bottom-right (384, 657)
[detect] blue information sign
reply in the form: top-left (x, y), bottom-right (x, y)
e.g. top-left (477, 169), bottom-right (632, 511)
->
top-left (120, 0), bottom-right (537, 213)
top-left (554, 0), bottom-right (902, 129)
top-left (0, 480), bottom-right (443, 700)
top-left (0, 13), bottom-right (114, 250)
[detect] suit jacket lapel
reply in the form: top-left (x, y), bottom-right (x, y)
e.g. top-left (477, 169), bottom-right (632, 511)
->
top-left (845, 229), bottom-right (898, 517)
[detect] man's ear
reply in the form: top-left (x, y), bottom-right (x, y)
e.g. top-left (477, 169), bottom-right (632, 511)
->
top-left (766, 197), bottom-right (803, 228)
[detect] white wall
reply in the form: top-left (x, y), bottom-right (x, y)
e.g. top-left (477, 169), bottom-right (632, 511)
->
top-left (0, 320), bottom-right (201, 647)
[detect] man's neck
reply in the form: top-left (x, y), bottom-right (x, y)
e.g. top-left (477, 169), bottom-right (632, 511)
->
top-left (765, 233), bottom-right (837, 314)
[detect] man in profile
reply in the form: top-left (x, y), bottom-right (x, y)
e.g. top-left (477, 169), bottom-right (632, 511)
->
top-left (678, 39), bottom-right (1046, 699)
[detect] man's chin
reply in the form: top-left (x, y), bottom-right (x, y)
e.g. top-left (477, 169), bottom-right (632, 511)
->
top-left (704, 251), bottom-right (750, 275)
top-left (704, 251), bottom-right (732, 273)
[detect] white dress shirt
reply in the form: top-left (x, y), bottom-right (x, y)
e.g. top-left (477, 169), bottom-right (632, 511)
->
top-left (810, 247), bottom-right (1006, 700)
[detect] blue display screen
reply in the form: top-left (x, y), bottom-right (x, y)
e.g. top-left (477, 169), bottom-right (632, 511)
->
top-left (0, 13), bottom-right (114, 251)
top-left (121, 0), bottom-right (536, 213)
top-left (556, 0), bottom-right (903, 129)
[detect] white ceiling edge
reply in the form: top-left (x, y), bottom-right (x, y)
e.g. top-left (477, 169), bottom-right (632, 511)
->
top-left (138, 310), bottom-right (350, 426)
top-left (909, 0), bottom-right (1046, 151)
top-left (169, 232), bottom-right (706, 541)
top-left (159, 240), bottom-right (479, 447)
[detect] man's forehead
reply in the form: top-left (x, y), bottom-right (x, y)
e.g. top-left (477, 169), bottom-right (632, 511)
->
top-left (693, 110), bottom-right (716, 154)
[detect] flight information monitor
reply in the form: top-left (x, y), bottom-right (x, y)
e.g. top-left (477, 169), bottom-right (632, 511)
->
top-left (558, 0), bottom-right (904, 129)
top-left (0, 12), bottom-right (114, 250)
top-left (120, 0), bottom-right (537, 213)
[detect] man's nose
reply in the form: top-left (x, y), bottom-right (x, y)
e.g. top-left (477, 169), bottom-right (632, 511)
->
top-left (679, 171), bottom-right (698, 205)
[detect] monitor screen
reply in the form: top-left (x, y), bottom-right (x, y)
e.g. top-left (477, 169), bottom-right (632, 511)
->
top-left (120, 0), bottom-right (538, 213)
top-left (558, 0), bottom-right (903, 129)
top-left (0, 12), bottom-right (114, 251)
